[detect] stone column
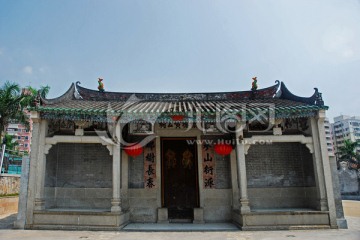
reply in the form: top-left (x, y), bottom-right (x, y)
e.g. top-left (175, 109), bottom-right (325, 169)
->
top-left (310, 117), bottom-right (328, 211)
top-left (235, 122), bottom-right (250, 213)
top-left (34, 119), bottom-right (48, 211)
top-left (25, 112), bottom-right (40, 225)
top-left (111, 144), bottom-right (122, 212)
top-left (316, 110), bottom-right (337, 228)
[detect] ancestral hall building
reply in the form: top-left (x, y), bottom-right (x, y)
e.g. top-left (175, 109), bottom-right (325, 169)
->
top-left (23, 81), bottom-right (341, 230)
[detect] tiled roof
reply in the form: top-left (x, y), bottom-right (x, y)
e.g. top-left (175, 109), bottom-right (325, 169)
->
top-left (32, 81), bottom-right (328, 121)
top-left (38, 98), bottom-right (323, 115)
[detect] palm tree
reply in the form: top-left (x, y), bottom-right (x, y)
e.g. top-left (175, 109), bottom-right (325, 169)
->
top-left (337, 139), bottom-right (360, 170)
top-left (21, 85), bottom-right (50, 108)
top-left (0, 81), bottom-right (51, 147)
top-left (0, 81), bottom-right (26, 144)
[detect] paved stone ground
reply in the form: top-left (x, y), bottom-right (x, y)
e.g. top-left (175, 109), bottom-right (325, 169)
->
top-left (0, 214), bottom-right (359, 240)
top-left (1, 200), bottom-right (360, 240)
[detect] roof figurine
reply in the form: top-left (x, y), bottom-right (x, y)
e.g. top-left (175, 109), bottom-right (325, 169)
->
top-left (251, 77), bottom-right (258, 91)
top-left (98, 77), bottom-right (105, 92)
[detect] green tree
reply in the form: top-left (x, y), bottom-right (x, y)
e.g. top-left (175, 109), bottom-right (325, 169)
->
top-left (3, 134), bottom-right (18, 151)
top-left (21, 85), bottom-right (50, 108)
top-left (338, 139), bottom-right (360, 170)
top-left (0, 81), bottom-right (50, 144)
top-left (0, 81), bottom-right (25, 144)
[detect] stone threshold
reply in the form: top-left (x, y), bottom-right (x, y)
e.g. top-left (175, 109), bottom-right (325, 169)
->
top-left (249, 208), bottom-right (328, 215)
top-left (123, 222), bottom-right (239, 231)
top-left (34, 208), bottom-right (116, 216)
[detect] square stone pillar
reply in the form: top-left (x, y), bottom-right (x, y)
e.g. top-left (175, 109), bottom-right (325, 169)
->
top-left (316, 110), bottom-right (338, 228)
top-left (25, 112), bottom-right (41, 225)
top-left (34, 119), bottom-right (48, 211)
top-left (111, 145), bottom-right (122, 213)
top-left (235, 122), bottom-right (250, 213)
top-left (310, 117), bottom-right (328, 211)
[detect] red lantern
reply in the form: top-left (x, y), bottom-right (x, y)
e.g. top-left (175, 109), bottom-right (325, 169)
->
top-left (124, 144), bottom-right (143, 157)
top-left (171, 115), bottom-right (185, 121)
top-left (214, 143), bottom-right (232, 156)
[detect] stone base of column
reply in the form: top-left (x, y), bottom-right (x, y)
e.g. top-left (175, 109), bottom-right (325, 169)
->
top-left (240, 198), bottom-right (250, 213)
top-left (193, 208), bottom-right (204, 224)
top-left (111, 198), bottom-right (122, 213)
top-left (320, 198), bottom-right (328, 211)
top-left (157, 208), bottom-right (169, 223)
top-left (34, 198), bottom-right (45, 211)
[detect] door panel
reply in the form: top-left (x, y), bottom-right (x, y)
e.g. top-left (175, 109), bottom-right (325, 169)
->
top-left (162, 138), bottom-right (199, 219)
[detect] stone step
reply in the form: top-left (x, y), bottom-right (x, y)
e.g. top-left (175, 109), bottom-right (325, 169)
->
top-left (289, 225), bottom-right (331, 230)
top-left (169, 219), bottom-right (193, 223)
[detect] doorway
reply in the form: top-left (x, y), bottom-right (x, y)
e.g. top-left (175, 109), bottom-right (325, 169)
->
top-left (161, 137), bottom-right (199, 220)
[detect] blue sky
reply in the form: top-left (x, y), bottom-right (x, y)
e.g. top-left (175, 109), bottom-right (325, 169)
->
top-left (0, 0), bottom-right (359, 121)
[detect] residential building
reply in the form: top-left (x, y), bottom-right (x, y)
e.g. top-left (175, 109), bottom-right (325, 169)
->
top-left (5, 111), bottom-right (32, 155)
top-left (332, 115), bottom-right (360, 155)
top-left (324, 118), bottom-right (335, 156)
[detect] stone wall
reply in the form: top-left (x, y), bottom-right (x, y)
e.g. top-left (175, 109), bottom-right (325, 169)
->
top-left (126, 189), bottom-right (158, 222)
top-left (44, 143), bottom-right (112, 209)
top-left (203, 189), bottom-right (232, 222)
top-left (0, 175), bottom-right (20, 195)
top-left (338, 167), bottom-right (359, 195)
top-left (246, 142), bottom-right (317, 209)
top-left (0, 196), bottom-right (18, 215)
top-left (214, 155), bottom-right (231, 189)
top-left (128, 153), bottom-right (144, 189)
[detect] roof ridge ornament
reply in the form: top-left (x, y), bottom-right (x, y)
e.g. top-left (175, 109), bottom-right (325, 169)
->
top-left (251, 77), bottom-right (258, 91)
top-left (74, 81), bottom-right (83, 100)
top-left (314, 88), bottom-right (324, 106)
top-left (274, 80), bottom-right (282, 98)
top-left (250, 76), bottom-right (258, 100)
top-left (98, 77), bottom-right (105, 92)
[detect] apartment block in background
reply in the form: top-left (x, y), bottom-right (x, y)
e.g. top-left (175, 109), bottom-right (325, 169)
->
top-left (5, 112), bottom-right (32, 155)
top-left (332, 115), bottom-right (360, 155)
top-left (324, 118), bottom-right (335, 156)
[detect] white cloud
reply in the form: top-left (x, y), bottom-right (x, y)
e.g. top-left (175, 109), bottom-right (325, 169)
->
top-left (322, 25), bottom-right (360, 61)
top-left (23, 66), bottom-right (33, 75)
top-left (39, 67), bottom-right (45, 73)
top-left (0, 49), bottom-right (3, 55)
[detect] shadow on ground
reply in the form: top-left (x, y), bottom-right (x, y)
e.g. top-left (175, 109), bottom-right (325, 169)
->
top-left (0, 214), bottom-right (16, 229)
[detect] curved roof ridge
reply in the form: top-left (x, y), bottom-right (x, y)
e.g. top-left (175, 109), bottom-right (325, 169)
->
top-left (41, 83), bottom-right (76, 105)
top-left (75, 81), bottom-right (280, 101)
top-left (278, 82), bottom-right (324, 106)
